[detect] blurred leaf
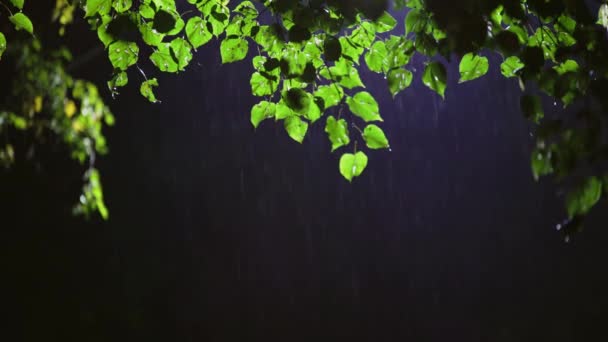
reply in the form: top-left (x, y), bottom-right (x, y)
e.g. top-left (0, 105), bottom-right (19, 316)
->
top-left (566, 177), bottom-right (602, 218)
top-left (10, 13), bottom-right (33, 34)
top-left (10, 0), bottom-right (23, 10)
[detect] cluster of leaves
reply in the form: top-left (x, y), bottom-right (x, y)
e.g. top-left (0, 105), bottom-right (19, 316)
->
top-left (1, 0), bottom-right (608, 234)
top-left (0, 10), bottom-right (114, 219)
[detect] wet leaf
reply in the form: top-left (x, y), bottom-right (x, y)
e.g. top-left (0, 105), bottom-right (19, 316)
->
top-left (346, 91), bottom-right (382, 122)
top-left (459, 53), bottom-right (489, 83)
top-left (422, 62), bottom-right (447, 98)
top-left (339, 151), bottom-right (368, 182)
top-left (363, 124), bottom-right (390, 149)
top-left (325, 116), bottom-right (350, 151)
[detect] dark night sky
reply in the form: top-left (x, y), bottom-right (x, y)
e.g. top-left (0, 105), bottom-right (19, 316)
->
top-left (2, 2), bottom-right (608, 341)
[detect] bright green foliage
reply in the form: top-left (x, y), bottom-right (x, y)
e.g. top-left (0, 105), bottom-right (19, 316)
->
top-left (140, 78), bottom-right (159, 103)
top-left (1, 39), bottom-right (113, 219)
top-left (314, 85), bottom-right (344, 109)
top-left (347, 92), bottom-right (382, 122)
top-left (220, 36), bottom-right (248, 63)
top-left (500, 56), bottom-right (524, 78)
top-left (566, 177), bottom-right (602, 219)
top-left (108, 41), bottom-right (138, 70)
top-left (363, 124), bottom-right (390, 149)
top-left (85, 0), bottom-right (111, 17)
top-left (365, 41), bottom-right (388, 73)
top-left (388, 68), bottom-right (413, 97)
top-left (150, 43), bottom-right (178, 72)
top-left (9, 13), bottom-right (33, 34)
top-left (186, 17), bottom-right (212, 49)
top-left (422, 62), bottom-right (447, 98)
top-left (113, 0), bottom-right (132, 13)
top-left (10, 0), bottom-right (24, 10)
top-left (251, 101), bottom-right (275, 128)
top-left (459, 53), bottom-right (489, 83)
top-left (284, 116), bottom-right (308, 143)
top-left (339, 151), bottom-right (368, 182)
top-left (170, 38), bottom-right (193, 70)
top-left (325, 116), bottom-right (350, 152)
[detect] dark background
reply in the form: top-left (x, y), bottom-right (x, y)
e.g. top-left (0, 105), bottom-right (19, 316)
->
top-left (2, 2), bottom-right (608, 341)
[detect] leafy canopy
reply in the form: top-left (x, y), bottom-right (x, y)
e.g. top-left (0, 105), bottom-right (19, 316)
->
top-left (1, 0), bottom-right (608, 237)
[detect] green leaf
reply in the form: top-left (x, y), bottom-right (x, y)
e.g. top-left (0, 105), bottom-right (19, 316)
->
top-left (459, 53), bottom-right (489, 83)
top-left (554, 60), bottom-right (579, 75)
top-left (85, 0), bottom-right (111, 17)
top-left (500, 56), bottom-right (524, 78)
top-left (275, 101), bottom-right (294, 120)
top-left (0, 33), bottom-right (6, 59)
top-left (387, 68), bottom-right (413, 97)
top-left (250, 72), bottom-right (277, 97)
top-left (140, 78), bottom-right (159, 103)
top-left (422, 62), bottom-right (447, 98)
top-left (186, 17), bottom-right (212, 49)
top-left (314, 84), bottom-right (344, 109)
top-left (346, 91), bottom-right (382, 122)
top-left (139, 3), bottom-right (155, 19)
top-left (364, 41), bottom-right (387, 73)
top-left (10, 0), bottom-right (23, 10)
top-left (339, 151), bottom-right (368, 182)
top-left (566, 177), bottom-right (602, 218)
top-left (108, 41), bottom-right (139, 71)
top-left (350, 22), bottom-right (376, 48)
top-left (405, 9), bottom-right (425, 35)
top-left (325, 59), bottom-right (364, 89)
top-left (251, 101), bottom-right (275, 128)
top-left (325, 116), bottom-right (350, 152)
top-left (363, 124), bottom-right (390, 149)
top-left (112, 0), bottom-right (132, 13)
top-left (9, 13), bottom-right (33, 34)
top-left (108, 71), bottom-right (128, 91)
top-left (374, 11), bottom-right (397, 33)
top-left (150, 43), bottom-right (178, 72)
top-left (220, 36), bottom-right (248, 63)
top-left (97, 15), bottom-right (114, 47)
top-left (139, 22), bottom-right (164, 47)
top-left (170, 38), bottom-right (193, 70)
top-left (284, 116), bottom-right (308, 143)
